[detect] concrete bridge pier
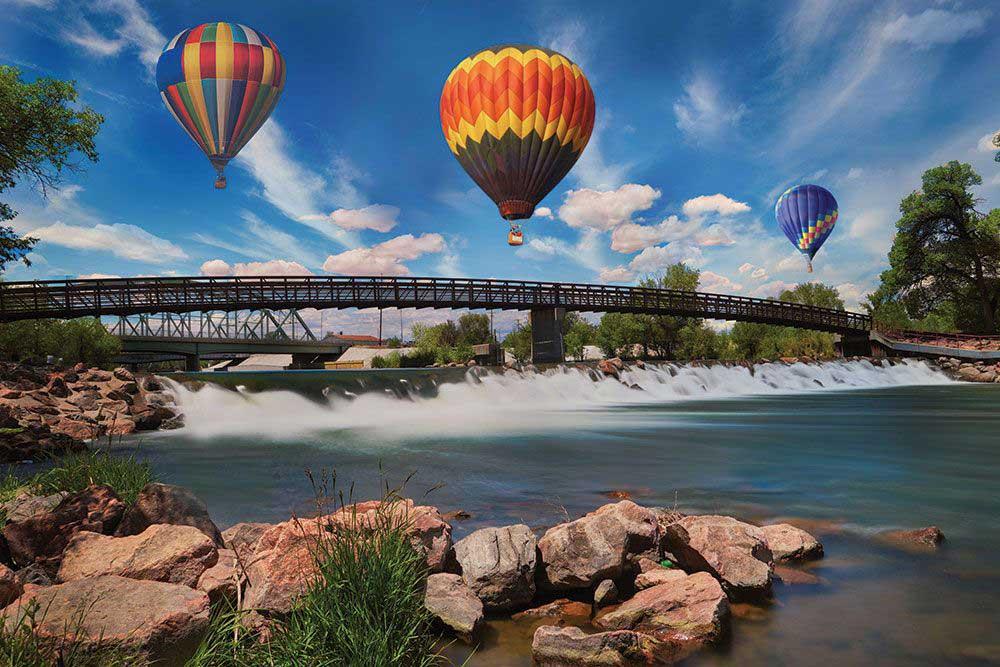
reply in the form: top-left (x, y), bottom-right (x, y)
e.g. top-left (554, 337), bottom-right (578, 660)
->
top-left (183, 354), bottom-right (201, 372)
top-left (530, 307), bottom-right (564, 364)
top-left (835, 332), bottom-right (872, 358)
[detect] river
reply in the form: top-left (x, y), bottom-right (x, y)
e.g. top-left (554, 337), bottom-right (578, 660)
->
top-left (130, 360), bottom-right (998, 665)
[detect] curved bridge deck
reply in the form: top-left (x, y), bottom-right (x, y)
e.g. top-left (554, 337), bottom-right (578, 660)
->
top-left (0, 276), bottom-right (871, 334)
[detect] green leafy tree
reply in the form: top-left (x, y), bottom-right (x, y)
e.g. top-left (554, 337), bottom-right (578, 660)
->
top-left (595, 312), bottom-right (644, 358)
top-left (874, 161), bottom-right (1000, 332)
top-left (635, 264), bottom-right (701, 358)
top-left (729, 283), bottom-right (844, 359)
top-left (676, 321), bottom-right (718, 359)
top-left (0, 66), bottom-right (104, 271)
top-left (456, 313), bottom-right (491, 345)
top-left (501, 320), bottom-right (532, 363)
top-left (0, 317), bottom-right (121, 366)
top-left (563, 313), bottom-right (597, 360)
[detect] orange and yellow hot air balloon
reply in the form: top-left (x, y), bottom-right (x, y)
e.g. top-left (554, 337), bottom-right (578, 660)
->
top-left (440, 44), bottom-right (596, 245)
top-left (156, 22), bottom-right (286, 189)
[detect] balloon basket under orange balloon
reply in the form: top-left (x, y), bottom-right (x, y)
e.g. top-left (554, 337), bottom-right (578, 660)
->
top-left (214, 175), bottom-right (227, 190)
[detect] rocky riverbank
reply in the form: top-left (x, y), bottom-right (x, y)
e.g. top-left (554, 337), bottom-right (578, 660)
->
top-left (0, 362), bottom-right (181, 463)
top-left (934, 356), bottom-right (1000, 383)
top-left (0, 478), bottom-right (946, 666)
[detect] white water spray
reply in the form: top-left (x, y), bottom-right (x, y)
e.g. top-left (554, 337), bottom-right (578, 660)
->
top-left (162, 360), bottom-right (952, 441)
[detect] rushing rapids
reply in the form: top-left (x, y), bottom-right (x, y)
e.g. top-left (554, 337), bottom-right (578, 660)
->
top-left (162, 359), bottom-right (952, 441)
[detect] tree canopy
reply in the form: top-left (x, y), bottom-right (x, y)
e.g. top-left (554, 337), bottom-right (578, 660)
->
top-left (0, 65), bottom-right (104, 271)
top-left (871, 161), bottom-right (1000, 332)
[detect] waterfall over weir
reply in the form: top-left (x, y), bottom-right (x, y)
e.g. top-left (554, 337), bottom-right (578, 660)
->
top-left (161, 359), bottom-right (952, 441)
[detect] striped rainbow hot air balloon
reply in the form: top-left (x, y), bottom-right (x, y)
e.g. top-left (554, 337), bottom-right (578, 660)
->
top-left (156, 22), bottom-right (286, 189)
top-left (775, 184), bottom-right (839, 272)
top-left (440, 44), bottom-right (596, 245)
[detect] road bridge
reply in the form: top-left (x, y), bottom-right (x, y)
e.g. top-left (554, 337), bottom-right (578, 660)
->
top-left (1, 276), bottom-right (874, 364)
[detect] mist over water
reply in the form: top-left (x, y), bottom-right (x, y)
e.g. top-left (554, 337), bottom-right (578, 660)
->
top-left (165, 359), bottom-right (952, 440)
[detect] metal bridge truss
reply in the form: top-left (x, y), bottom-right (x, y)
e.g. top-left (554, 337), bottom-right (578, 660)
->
top-left (109, 309), bottom-right (316, 342)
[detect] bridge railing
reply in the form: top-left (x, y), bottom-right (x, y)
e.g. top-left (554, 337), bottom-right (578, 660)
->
top-left (0, 276), bottom-right (872, 333)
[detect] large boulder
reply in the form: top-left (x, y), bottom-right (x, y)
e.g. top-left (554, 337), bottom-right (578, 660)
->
top-left (0, 491), bottom-right (67, 523)
top-left (58, 524), bottom-right (218, 588)
top-left (0, 575), bottom-right (210, 666)
top-left (453, 523), bottom-right (536, 611)
top-left (538, 501), bottom-right (659, 592)
top-left (596, 572), bottom-right (729, 648)
top-left (244, 499), bottom-right (451, 614)
top-left (221, 521), bottom-right (272, 563)
top-left (0, 563), bottom-right (20, 607)
top-left (2, 484), bottom-right (125, 569)
top-left (532, 625), bottom-right (677, 666)
top-left (115, 483), bottom-right (224, 547)
top-left (424, 572), bottom-right (483, 642)
top-left (761, 523), bottom-right (823, 562)
top-left (197, 548), bottom-right (238, 604)
top-left (660, 515), bottom-right (773, 600)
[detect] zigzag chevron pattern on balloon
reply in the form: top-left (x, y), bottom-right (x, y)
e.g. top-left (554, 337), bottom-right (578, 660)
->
top-left (440, 45), bottom-right (595, 154)
top-left (439, 44), bottom-right (596, 221)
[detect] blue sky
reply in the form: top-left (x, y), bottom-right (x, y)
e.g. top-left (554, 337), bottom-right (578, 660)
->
top-left (2, 0), bottom-right (999, 334)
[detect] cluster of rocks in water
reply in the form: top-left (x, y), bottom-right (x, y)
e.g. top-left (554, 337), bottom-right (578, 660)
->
top-left (0, 362), bottom-right (181, 462)
top-left (0, 478), bottom-right (840, 666)
top-left (934, 356), bottom-right (1000, 383)
top-left (0, 480), bottom-right (949, 666)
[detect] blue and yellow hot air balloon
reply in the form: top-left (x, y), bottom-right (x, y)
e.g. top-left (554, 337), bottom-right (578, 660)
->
top-left (156, 22), bottom-right (286, 189)
top-left (775, 184), bottom-right (838, 272)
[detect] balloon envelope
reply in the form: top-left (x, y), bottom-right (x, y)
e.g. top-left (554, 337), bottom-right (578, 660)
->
top-left (775, 184), bottom-right (838, 262)
top-left (440, 44), bottom-right (596, 221)
top-left (156, 22), bottom-right (286, 185)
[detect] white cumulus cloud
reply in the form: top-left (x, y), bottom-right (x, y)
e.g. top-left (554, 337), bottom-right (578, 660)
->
top-left (302, 204), bottom-right (400, 233)
top-left (559, 184), bottom-right (661, 231)
top-left (598, 266), bottom-right (636, 283)
top-left (199, 259), bottom-right (313, 277)
top-left (681, 194), bottom-right (751, 218)
top-left (322, 233), bottom-right (445, 277)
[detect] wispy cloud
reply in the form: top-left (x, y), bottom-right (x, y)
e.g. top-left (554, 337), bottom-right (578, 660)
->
top-left (31, 221), bottom-right (187, 263)
top-left (59, 0), bottom-right (165, 75)
top-left (673, 75), bottom-right (747, 143)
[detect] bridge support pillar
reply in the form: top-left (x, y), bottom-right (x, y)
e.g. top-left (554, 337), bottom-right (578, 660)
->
top-left (183, 354), bottom-right (201, 372)
top-left (530, 307), bottom-right (564, 365)
top-left (836, 333), bottom-right (872, 358)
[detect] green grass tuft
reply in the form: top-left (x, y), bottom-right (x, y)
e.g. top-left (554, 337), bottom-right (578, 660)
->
top-left (187, 474), bottom-right (445, 667)
top-left (30, 450), bottom-right (153, 506)
top-left (0, 600), bottom-right (147, 667)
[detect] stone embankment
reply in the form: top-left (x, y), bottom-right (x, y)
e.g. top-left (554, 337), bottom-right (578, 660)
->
top-left (0, 363), bottom-right (180, 462)
top-left (0, 479), bottom-right (874, 666)
top-left (934, 356), bottom-right (1000, 383)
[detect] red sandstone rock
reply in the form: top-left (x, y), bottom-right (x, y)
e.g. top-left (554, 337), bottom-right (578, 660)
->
top-left (538, 501), bottom-right (659, 592)
top-left (116, 483), bottom-right (224, 547)
top-left (2, 484), bottom-right (125, 569)
top-left (595, 572), bottom-right (729, 647)
top-left (532, 625), bottom-right (678, 666)
top-left (761, 523), bottom-right (823, 562)
top-left (453, 523), bottom-right (536, 612)
top-left (424, 572), bottom-right (483, 642)
top-left (1, 575), bottom-right (210, 666)
top-left (244, 499), bottom-right (451, 614)
top-left (197, 548), bottom-right (238, 603)
top-left (58, 524), bottom-right (218, 587)
top-left (660, 515), bottom-right (773, 600)
top-left (0, 564), bottom-right (20, 607)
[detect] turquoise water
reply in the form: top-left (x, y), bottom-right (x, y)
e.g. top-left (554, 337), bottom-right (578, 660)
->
top-left (132, 364), bottom-right (998, 665)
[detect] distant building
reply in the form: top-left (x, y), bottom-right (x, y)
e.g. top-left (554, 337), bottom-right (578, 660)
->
top-left (324, 346), bottom-right (417, 369)
top-left (321, 332), bottom-right (383, 346)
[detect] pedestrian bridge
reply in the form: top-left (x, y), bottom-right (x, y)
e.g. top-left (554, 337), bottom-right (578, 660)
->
top-left (0, 275), bottom-right (874, 364)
